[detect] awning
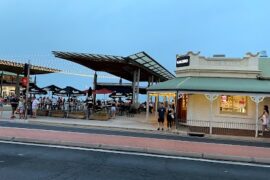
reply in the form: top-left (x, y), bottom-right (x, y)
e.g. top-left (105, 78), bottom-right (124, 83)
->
top-left (0, 59), bottom-right (60, 75)
top-left (147, 77), bottom-right (270, 94)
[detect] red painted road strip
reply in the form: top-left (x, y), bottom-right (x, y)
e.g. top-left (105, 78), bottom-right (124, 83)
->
top-left (0, 127), bottom-right (270, 159)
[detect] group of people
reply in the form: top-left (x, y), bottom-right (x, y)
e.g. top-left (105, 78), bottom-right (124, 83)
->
top-left (38, 97), bottom-right (83, 112)
top-left (157, 102), bottom-right (175, 131)
top-left (5, 94), bottom-right (40, 119)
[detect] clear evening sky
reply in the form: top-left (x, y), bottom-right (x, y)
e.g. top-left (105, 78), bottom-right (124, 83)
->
top-left (0, 0), bottom-right (269, 93)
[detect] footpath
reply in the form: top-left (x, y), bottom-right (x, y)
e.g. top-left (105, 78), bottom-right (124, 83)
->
top-left (1, 110), bottom-right (270, 164)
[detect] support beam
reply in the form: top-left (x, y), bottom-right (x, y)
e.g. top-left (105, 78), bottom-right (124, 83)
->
top-left (250, 96), bottom-right (265, 137)
top-left (93, 72), bottom-right (97, 107)
top-left (132, 70), bottom-right (137, 104)
top-left (204, 94), bottom-right (219, 135)
top-left (24, 63), bottom-right (30, 119)
top-left (0, 71), bottom-right (3, 97)
top-left (15, 73), bottom-right (20, 97)
top-left (175, 91), bottom-right (180, 129)
top-left (155, 94), bottom-right (159, 119)
top-left (135, 68), bottom-right (140, 104)
top-left (146, 91), bottom-right (150, 120)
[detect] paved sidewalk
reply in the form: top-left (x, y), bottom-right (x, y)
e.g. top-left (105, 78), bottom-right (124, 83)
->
top-left (0, 126), bottom-right (270, 164)
top-left (0, 110), bottom-right (157, 131)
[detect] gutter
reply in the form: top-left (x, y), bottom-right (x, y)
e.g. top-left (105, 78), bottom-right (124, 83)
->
top-left (256, 75), bottom-right (270, 80)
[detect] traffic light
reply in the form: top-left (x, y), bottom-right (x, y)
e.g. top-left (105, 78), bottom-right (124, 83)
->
top-left (23, 63), bottom-right (29, 77)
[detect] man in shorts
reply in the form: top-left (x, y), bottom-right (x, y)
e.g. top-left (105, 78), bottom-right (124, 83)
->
top-left (157, 102), bottom-right (166, 131)
top-left (10, 94), bottom-right (19, 119)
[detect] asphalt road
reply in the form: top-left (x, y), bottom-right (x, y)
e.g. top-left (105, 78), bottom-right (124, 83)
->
top-left (0, 141), bottom-right (269, 180)
top-left (0, 121), bottom-right (270, 148)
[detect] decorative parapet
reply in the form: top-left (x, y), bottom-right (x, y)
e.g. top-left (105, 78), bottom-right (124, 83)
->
top-left (175, 51), bottom-right (260, 78)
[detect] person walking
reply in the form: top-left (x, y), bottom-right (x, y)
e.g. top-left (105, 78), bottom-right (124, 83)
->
top-left (10, 94), bottom-right (19, 119)
top-left (111, 102), bottom-right (116, 119)
top-left (259, 105), bottom-right (269, 136)
top-left (31, 97), bottom-right (40, 118)
top-left (157, 102), bottom-right (166, 131)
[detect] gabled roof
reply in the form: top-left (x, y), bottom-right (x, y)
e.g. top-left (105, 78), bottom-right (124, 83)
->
top-left (52, 51), bottom-right (175, 82)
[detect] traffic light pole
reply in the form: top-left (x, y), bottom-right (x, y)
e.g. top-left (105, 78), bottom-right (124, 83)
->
top-left (24, 62), bottom-right (30, 120)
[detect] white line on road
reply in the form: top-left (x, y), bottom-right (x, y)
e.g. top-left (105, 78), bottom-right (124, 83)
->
top-left (0, 140), bottom-right (269, 168)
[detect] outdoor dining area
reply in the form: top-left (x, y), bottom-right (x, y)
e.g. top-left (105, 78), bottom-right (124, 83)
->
top-left (30, 84), bottom-right (142, 120)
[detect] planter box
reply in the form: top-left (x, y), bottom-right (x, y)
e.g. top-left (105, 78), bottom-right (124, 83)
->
top-left (68, 111), bottom-right (86, 119)
top-left (90, 114), bottom-right (110, 121)
top-left (37, 110), bottom-right (49, 116)
top-left (51, 111), bottom-right (65, 118)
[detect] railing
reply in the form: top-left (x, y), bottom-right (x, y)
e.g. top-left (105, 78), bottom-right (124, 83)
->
top-left (185, 119), bottom-right (260, 137)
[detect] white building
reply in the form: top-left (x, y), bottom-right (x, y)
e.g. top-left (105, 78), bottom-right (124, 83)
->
top-left (147, 51), bottom-right (270, 137)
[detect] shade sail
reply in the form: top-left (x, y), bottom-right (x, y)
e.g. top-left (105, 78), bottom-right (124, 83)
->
top-left (22, 83), bottom-right (47, 95)
top-left (54, 86), bottom-right (85, 96)
top-left (42, 85), bottom-right (62, 92)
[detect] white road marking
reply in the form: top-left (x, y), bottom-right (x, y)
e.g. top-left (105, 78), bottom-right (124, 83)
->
top-left (0, 140), bottom-right (270, 168)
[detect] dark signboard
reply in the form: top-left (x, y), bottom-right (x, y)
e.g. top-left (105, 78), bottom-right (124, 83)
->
top-left (176, 55), bottom-right (190, 67)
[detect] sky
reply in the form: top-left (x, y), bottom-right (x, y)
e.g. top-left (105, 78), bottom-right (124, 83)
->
top-left (0, 0), bottom-right (270, 95)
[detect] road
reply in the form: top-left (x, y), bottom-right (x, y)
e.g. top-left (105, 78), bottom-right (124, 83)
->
top-left (0, 121), bottom-right (270, 148)
top-left (0, 141), bottom-right (269, 180)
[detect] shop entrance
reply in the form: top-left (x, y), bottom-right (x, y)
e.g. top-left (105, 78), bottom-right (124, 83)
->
top-left (177, 94), bottom-right (188, 123)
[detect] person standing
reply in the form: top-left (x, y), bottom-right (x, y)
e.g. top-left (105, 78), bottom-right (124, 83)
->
top-left (259, 105), bottom-right (269, 136)
top-left (10, 94), bottom-right (19, 119)
top-left (167, 104), bottom-right (174, 131)
top-left (32, 97), bottom-right (40, 118)
top-left (87, 100), bottom-right (93, 119)
top-left (157, 102), bottom-right (166, 131)
top-left (18, 98), bottom-right (25, 119)
top-left (111, 102), bottom-right (116, 119)
top-left (0, 96), bottom-right (4, 118)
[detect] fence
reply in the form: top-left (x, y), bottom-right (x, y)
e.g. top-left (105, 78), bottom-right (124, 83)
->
top-left (184, 119), bottom-right (268, 137)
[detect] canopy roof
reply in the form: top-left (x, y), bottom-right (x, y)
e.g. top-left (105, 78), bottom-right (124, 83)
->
top-left (96, 82), bottom-right (146, 94)
top-left (52, 51), bottom-right (175, 82)
top-left (148, 76), bottom-right (270, 95)
top-left (0, 59), bottom-right (60, 75)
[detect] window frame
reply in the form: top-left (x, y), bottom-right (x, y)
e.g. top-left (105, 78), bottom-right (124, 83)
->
top-left (219, 95), bottom-right (248, 115)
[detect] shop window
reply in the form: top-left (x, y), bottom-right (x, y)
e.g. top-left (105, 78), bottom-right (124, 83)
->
top-left (220, 95), bottom-right (247, 115)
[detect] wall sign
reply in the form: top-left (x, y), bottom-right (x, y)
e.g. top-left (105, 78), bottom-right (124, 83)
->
top-left (176, 55), bottom-right (190, 67)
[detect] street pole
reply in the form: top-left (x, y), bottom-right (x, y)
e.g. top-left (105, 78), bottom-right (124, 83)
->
top-left (24, 61), bottom-right (31, 120)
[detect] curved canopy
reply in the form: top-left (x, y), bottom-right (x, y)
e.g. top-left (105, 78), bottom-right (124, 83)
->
top-left (52, 51), bottom-right (175, 82)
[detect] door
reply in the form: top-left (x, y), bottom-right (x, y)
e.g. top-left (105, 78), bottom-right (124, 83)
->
top-left (177, 94), bottom-right (188, 123)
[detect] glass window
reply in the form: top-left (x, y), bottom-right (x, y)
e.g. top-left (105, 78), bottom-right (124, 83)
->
top-left (220, 95), bottom-right (247, 114)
